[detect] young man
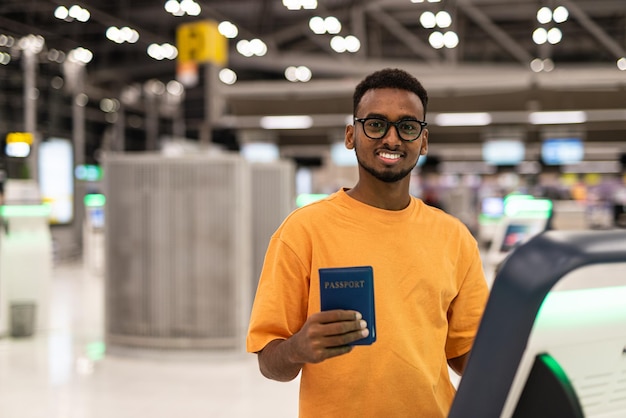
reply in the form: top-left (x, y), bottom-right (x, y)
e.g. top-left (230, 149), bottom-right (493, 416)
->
top-left (247, 68), bottom-right (489, 417)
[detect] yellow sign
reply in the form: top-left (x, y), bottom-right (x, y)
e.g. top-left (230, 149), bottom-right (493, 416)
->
top-left (6, 132), bottom-right (34, 144)
top-left (176, 20), bottom-right (227, 66)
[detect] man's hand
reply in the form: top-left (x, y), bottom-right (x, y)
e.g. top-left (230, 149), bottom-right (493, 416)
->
top-left (288, 310), bottom-right (369, 364)
top-left (257, 310), bottom-right (368, 381)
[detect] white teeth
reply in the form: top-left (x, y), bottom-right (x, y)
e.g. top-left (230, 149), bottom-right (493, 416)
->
top-left (379, 152), bottom-right (400, 160)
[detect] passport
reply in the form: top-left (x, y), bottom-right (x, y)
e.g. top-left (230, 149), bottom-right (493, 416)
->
top-left (319, 266), bottom-right (376, 345)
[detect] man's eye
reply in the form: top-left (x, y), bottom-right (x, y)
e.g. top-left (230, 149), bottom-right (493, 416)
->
top-left (399, 122), bottom-right (417, 131)
top-left (367, 120), bottom-right (385, 129)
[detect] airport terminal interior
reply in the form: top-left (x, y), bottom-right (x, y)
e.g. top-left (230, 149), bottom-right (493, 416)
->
top-left (1, 0), bottom-right (626, 417)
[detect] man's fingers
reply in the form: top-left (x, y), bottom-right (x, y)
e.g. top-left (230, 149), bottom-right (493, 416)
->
top-left (324, 319), bottom-right (368, 337)
top-left (315, 309), bottom-right (362, 323)
top-left (324, 327), bottom-right (369, 348)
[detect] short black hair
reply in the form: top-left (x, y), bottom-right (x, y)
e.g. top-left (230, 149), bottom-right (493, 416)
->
top-left (353, 68), bottom-right (429, 118)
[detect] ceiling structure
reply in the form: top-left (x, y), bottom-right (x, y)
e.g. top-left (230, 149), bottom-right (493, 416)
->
top-left (1, 0), bottom-right (625, 159)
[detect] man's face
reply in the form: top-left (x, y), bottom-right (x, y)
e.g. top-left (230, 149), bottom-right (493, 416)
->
top-left (345, 88), bottom-right (428, 183)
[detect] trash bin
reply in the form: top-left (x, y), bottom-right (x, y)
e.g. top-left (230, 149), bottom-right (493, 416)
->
top-left (10, 301), bottom-right (37, 338)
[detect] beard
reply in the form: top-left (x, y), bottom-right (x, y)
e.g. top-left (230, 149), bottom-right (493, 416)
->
top-left (354, 144), bottom-right (416, 183)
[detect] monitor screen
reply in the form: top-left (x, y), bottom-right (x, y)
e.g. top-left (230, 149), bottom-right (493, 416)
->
top-left (89, 207), bottom-right (105, 229)
top-left (330, 142), bottom-right (357, 166)
top-left (240, 142), bottom-right (279, 163)
top-left (482, 197), bottom-right (504, 218)
top-left (541, 138), bottom-right (584, 165)
top-left (499, 223), bottom-right (530, 252)
top-left (38, 138), bottom-right (74, 224)
top-left (483, 140), bottom-right (525, 165)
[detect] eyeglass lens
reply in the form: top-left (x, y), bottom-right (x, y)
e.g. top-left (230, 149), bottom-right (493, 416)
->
top-left (359, 118), bottom-right (424, 141)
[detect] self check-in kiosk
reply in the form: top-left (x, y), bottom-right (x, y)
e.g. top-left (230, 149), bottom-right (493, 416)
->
top-left (0, 180), bottom-right (53, 337)
top-left (450, 229), bottom-right (626, 418)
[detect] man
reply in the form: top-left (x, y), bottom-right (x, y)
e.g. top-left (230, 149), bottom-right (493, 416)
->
top-left (247, 68), bottom-right (489, 417)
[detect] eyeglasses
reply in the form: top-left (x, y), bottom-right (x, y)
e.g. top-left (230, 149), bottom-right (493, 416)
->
top-left (354, 117), bottom-right (427, 142)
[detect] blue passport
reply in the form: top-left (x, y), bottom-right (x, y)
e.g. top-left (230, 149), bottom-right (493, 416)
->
top-left (319, 266), bottom-right (376, 345)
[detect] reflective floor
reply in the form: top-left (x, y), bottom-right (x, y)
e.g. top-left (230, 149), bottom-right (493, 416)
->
top-left (0, 261), bottom-right (299, 418)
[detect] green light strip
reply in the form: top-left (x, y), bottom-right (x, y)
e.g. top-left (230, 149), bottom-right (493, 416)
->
top-left (0, 204), bottom-right (51, 217)
top-left (537, 285), bottom-right (626, 327)
top-left (505, 198), bottom-right (553, 218)
top-left (84, 194), bottom-right (106, 207)
top-left (296, 193), bottom-right (328, 207)
top-left (86, 341), bottom-right (106, 361)
top-left (503, 194), bottom-right (534, 206)
top-left (539, 353), bottom-right (575, 389)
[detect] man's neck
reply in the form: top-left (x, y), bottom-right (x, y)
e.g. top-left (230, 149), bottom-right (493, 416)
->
top-left (346, 181), bottom-right (411, 211)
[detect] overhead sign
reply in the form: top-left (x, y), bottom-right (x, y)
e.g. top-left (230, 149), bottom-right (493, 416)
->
top-left (6, 132), bottom-right (34, 144)
top-left (176, 20), bottom-right (227, 65)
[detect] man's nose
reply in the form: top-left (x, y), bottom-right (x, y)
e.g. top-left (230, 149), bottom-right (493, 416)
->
top-left (381, 124), bottom-right (403, 145)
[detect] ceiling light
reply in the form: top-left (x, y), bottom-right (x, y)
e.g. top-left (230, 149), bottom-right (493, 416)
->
top-left (435, 11), bottom-right (452, 28)
top-left (218, 21), bottom-right (238, 38)
top-left (283, 0), bottom-right (317, 10)
top-left (236, 40), bottom-right (253, 57)
top-left (145, 79), bottom-right (165, 96)
top-left (99, 98), bottom-right (120, 113)
top-left (76, 8), bottom-right (90, 22)
top-left (420, 12), bottom-right (436, 29)
top-left (552, 6), bottom-right (569, 23)
top-left (219, 68), bottom-right (237, 85)
top-left (59, 5), bottom-right (90, 22)
top-left (434, 112), bottom-right (492, 126)
top-left (68, 5), bottom-right (81, 19)
top-left (344, 35), bottom-right (361, 53)
top-left (0, 35), bottom-right (15, 48)
top-left (147, 43), bottom-right (177, 60)
top-left (0, 52), bottom-right (11, 65)
top-left (330, 36), bottom-right (346, 53)
top-left (528, 111), bottom-right (587, 125)
top-left (164, 0), bottom-right (179, 14)
top-left (617, 57), bottom-right (626, 71)
top-left (536, 7), bottom-right (552, 24)
top-left (547, 27), bottom-right (562, 44)
top-left (428, 31), bottom-right (444, 49)
top-left (106, 26), bottom-right (139, 44)
top-left (285, 66), bottom-right (298, 82)
top-left (285, 66), bottom-right (312, 82)
top-left (18, 34), bottom-right (45, 54)
top-left (180, 0), bottom-right (201, 16)
top-left (443, 31), bottom-right (459, 48)
top-left (165, 0), bottom-right (200, 16)
top-left (325, 16), bottom-right (342, 34)
top-left (260, 115), bottom-right (313, 130)
top-left (309, 16), bottom-right (325, 34)
top-left (532, 28), bottom-right (547, 45)
top-left (237, 39), bottom-right (267, 57)
top-left (166, 80), bottom-right (184, 96)
top-left (542, 58), bottom-right (555, 72)
top-left (249, 39), bottom-right (267, 56)
top-left (295, 66), bottom-right (312, 82)
top-left (68, 47), bottom-right (92, 64)
top-left (54, 6), bottom-right (69, 20)
top-left (530, 58), bottom-right (556, 72)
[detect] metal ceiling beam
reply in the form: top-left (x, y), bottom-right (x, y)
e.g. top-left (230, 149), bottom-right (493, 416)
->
top-left (561, 0), bottom-right (626, 59)
top-left (457, 0), bottom-right (534, 65)
top-left (364, 3), bottom-right (440, 63)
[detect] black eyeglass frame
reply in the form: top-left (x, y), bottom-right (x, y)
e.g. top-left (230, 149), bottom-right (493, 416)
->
top-left (353, 117), bottom-right (428, 142)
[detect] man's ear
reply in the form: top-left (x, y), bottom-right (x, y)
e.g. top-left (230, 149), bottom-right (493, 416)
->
top-left (345, 124), bottom-right (355, 150)
top-left (420, 129), bottom-right (429, 155)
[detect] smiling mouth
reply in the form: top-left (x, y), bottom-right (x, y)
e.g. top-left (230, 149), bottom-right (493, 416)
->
top-left (378, 151), bottom-right (401, 161)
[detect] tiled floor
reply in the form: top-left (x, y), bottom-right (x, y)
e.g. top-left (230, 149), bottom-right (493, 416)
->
top-left (0, 261), bottom-right (299, 418)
